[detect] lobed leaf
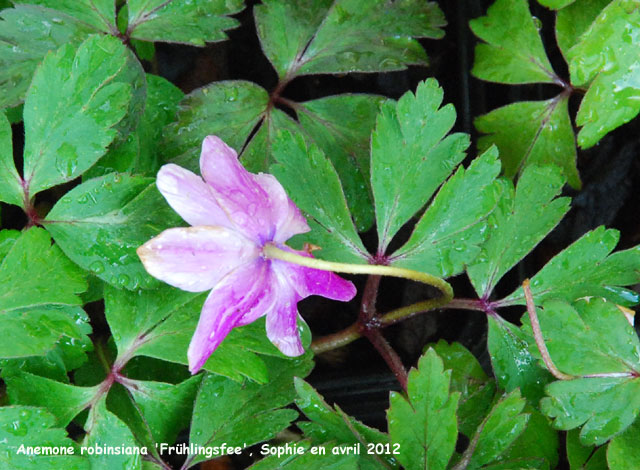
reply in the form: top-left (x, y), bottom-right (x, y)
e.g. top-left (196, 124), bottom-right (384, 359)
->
top-left (18, 0), bottom-right (117, 32)
top-left (555, 0), bottom-right (611, 60)
top-left (0, 111), bottom-right (23, 207)
top-left (607, 419), bottom-right (640, 469)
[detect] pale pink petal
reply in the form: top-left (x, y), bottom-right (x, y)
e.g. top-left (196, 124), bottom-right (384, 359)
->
top-left (265, 290), bottom-right (305, 357)
top-left (198, 136), bottom-right (278, 242)
top-left (235, 268), bottom-right (277, 327)
top-left (156, 164), bottom-right (231, 228)
top-left (271, 250), bottom-right (357, 302)
top-left (187, 260), bottom-right (268, 373)
top-left (253, 173), bottom-right (310, 243)
top-left (137, 226), bottom-right (258, 292)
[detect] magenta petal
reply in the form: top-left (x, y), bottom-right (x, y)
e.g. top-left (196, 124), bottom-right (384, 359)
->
top-left (188, 260), bottom-right (269, 373)
top-left (265, 291), bottom-right (304, 357)
top-left (137, 226), bottom-right (259, 292)
top-left (253, 173), bottom-right (310, 243)
top-left (272, 251), bottom-right (357, 302)
top-left (156, 164), bottom-right (230, 228)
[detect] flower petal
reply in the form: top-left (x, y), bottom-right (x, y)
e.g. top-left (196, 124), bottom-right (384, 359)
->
top-left (253, 173), bottom-right (310, 243)
top-left (187, 259), bottom-right (268, 373)
top-left (137, 226), bottom-right (258, 292)
top-left (156, 163), bottom-right (231, 228)
top-left (272, 250), bottom-right (357, 302)
top-left (265, 290), bottom-right (305, 357)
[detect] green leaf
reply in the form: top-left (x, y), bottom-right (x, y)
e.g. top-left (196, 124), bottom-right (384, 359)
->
top-left (371, 79), bottom-right (470, 252)
top-left (504, 227), bottom-right (640, 306)
top-left (476, 96), bottom-right (580, 189)
top-left (23, 35), bottom-right (145, 196)
top-left (86, 74), bottom-right (184, 178)
top-left (125, 376), bottom-right (201, 445)
top-left (294, 379), bottom-right (394, 470)
top-left (296, 94), bottom-right (385, 232)
top-left (18, 0), bottom-right (117, 32)
top-left (538, 0), bottom-right (576, 7)
top-left (187, 355), bottom-right (313, 467)
top-left (126, 0), bottom-right (243, 45)
top-left (248, 442), bottom-right (359, 470)
top-left (390, 146), bottom-right (502, 278)
top-left (4, 372), bottom-right (97, 426)
top-left (566, 429), bottom-right (608, 470)
top-left (270, 129), bottom-right (369, 264)
top-left (0, 5), bottom-right (95, 108)
top-left (464, 390), bottom-right (529, 470)
top-left (387, 348), bottom-right (459, 470)
top-left (431, 340), bottom-right (496, 437)
top-left (0, 111), bottom-right (23, 207)
top-left (82, 398), bottom-right (142, 470)
top-left (163, 80), bottom-right (268, 170)
top-left (254, 0), bottom-right (445, 78)
top-left (467, 165), bottom-right (570, 297)
top-left (0, 406), bottom-right (88, 470)
top-left (104, 285), bottom-right (286, 383)
top-left (0, 228), bottom-right (90, 360)
top-left (607, 418), bottom-right (640, 469)
top-left (568, 0), bottom-right (640, 147)
top-left (470, 0), bottom-right (556, 84)
top-left (555, 0), bottom-right (611, 59)
top-left (44, 173), bottom-right (180, 290)
top-left (0, 230), bottom-right (19, 263)
top-left (487, 315), bottom-right (552, 403)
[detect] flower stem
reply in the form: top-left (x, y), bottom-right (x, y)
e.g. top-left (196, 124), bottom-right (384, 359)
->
top-left (263, 244), bottom-right (454, 301)
top-left (523, 279), bottom-right (574, 381)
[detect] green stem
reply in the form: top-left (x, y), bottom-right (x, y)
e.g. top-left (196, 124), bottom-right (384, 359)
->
top-left (263, 244), bottom-right (454, 300)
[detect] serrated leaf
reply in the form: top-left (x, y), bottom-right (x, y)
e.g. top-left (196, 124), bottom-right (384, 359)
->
top-left (467, 165), bottom-right (570, 298)
top-left (476, 96), bottom-right (580, 189)
top-left (487, 315), bottom-right (552, 403)
top-left (187, 355), bottom-right (313, 467)
top-left (104, 285), bottom-right (279, 383)
top-left (607, 418), bottom-right (640, 469)
top-left (390, 146), bottom-right (502, 278)
top-left (18, 0), bottom-right (117, 32)
top-left (0, 5), bottom-right (95, 108)
top-left (371, 79), bottom-right (470, 252)
top-left (126, 0), bottom-right (243, 45)
top-left (504, 227), bottom-right (640, 306)
top-left (0, 111), bottom-right (23, 207)
top-left (271, 129), bottom-right (369, 263)
top-left (23, 35), bottom-right (145, 197)
top-left (4, 372), bottom-right (97, 426)
top-left (568, 0), bottom-right (640, 147)
top-left (464, 390), bottom-right (529, 470)
top-left (83, 398), bottom-right (142, 470)
top-left (254, 0), bottom-right (445, 78)
top-left (387, 348), bottom-right (459, 470)
top-left (297, 94), bottom-right (385, 232)
top-left (294, 378), bottom-right (394, 470)
top-left (555, 0), bottom-right (611, 59)
top-left (87, 74), bottom-right (184, 178)
top-left (470, 0), bottom-right (556, 84)
top-left (431, 340), bottom-right (496, 437)
top-left (44, 173), bottom-right (180, 290)
top-left (163, 80), bottom-right (268, 171)
top-left (0, 406), bottom-right (88, 470)
top-left (566, 429), bottom-right (608, 470)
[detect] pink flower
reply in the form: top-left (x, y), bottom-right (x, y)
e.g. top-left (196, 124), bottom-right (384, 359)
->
top-left (137, 136), bottom-right (356, 373)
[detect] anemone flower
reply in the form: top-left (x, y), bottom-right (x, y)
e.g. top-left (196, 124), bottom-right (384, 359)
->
top-left (137, 136), bottom-right (357, 373)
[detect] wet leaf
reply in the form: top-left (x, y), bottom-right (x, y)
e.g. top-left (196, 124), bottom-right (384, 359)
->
top-left (470, 0), bottom-right (556, 84)
top-left (567, 0), bottom-right (640, 147)
top-left (0, 406), bottom-right (88, 470)
top-left (467, 165), bottom-right (570, 298)
top-left (607, 418), bottom-right (640, 469)
top-left (387, 348), bottom-right (459, 470)
top-left (126, 0), bottom-right (243, 45)
top-left (254, 0), bottom-right (445, 78)
top-left (18, 0), bottom-right (116, 32)
top-left (555, 0), bottom-right (611, 59)
top-left (566, 429), bottom-right (608, 470)
top-left (371, 79), bottom-right (470, 252)
top-left (23, 35), bottom-right (145, 196)
top-left (475, 96), bottom-right (580, 189)
top-left (0, 111), bottom-right (23, 207)
top-left (391, 146), bottom-right (502, 278)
